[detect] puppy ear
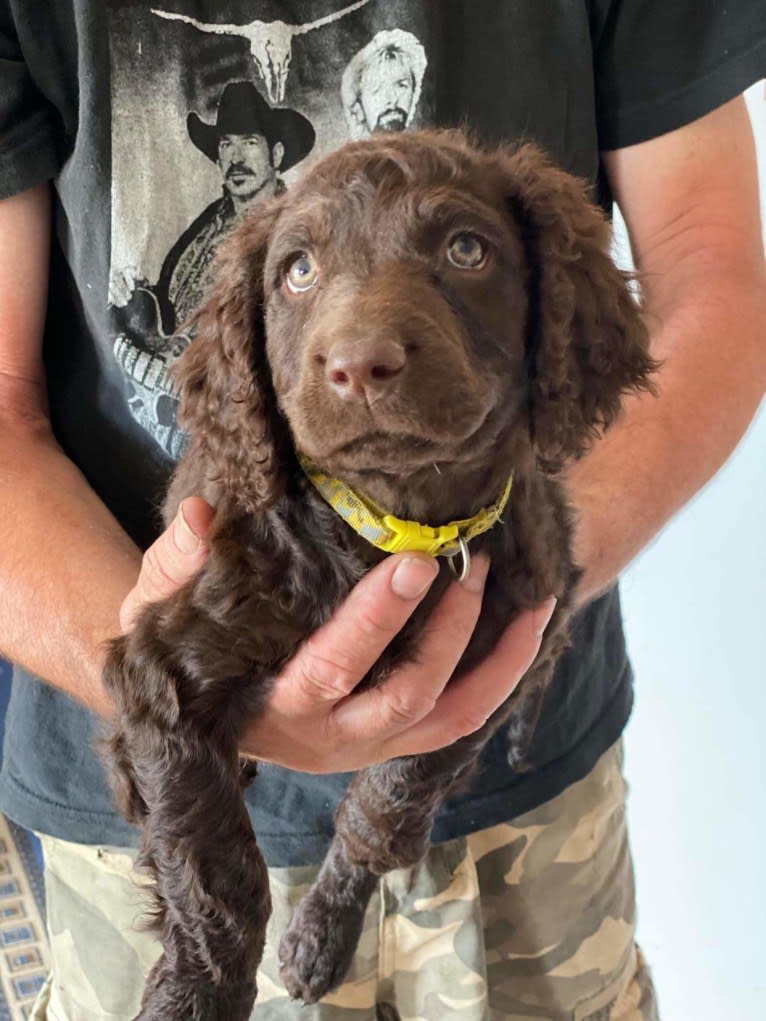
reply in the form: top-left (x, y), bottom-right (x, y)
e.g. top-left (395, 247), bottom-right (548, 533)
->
top-left (501, 144), bottom-right (658, 473)
top-left (175, 198), bottom-right (290, 513)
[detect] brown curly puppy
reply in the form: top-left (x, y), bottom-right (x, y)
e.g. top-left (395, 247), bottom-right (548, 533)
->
top-left (102, 129), bottom-right (656, 1019)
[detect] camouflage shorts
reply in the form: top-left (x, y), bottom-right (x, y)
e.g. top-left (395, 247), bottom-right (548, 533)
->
top-left (30, 741), bottom-right (658, 1021)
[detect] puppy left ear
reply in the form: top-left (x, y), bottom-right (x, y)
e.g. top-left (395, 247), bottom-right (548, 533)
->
top-left (500, 144), bottom-right (659, 473)
top-left (175, 197), bottom-right (291, 513)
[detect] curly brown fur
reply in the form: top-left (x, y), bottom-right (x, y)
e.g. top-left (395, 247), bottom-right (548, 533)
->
top-left (101, 129), bottom-right (657, 1017)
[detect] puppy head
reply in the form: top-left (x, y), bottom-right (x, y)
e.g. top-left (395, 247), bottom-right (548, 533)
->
top-left (177, 131), bottom-right (656, 515)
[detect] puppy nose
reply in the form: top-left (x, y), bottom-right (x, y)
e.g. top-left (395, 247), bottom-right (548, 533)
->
top-left (326, 337), bottom-right (407, 399)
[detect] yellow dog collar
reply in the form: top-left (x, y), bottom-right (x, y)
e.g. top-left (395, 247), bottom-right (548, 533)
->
top-left (298, 453), bottom-right (513, 560)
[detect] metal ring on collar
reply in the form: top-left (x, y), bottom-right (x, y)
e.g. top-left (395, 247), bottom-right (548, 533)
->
top-left (447, 535), bottom-right (471, 583)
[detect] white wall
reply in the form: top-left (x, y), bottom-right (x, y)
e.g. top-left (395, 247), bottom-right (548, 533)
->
top-left (619, 83), bottom-right (765, 1021)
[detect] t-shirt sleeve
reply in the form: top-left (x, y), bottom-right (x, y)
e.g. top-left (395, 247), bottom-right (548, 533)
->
top-left (591, 0), bottom-right (766, 149)
top-left (0, 6), bottom-right (62, 199)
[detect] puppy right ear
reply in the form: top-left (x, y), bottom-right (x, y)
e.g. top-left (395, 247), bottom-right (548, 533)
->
top-left (175, 197), bottom-right (290, 513)
top-left (498, 144), bottom-right (658, 474)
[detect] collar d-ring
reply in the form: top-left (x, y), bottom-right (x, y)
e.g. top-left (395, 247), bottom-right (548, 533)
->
top-left (447, 535), bottom-right (471, 583)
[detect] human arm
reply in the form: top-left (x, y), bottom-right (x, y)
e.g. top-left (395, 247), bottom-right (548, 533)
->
top-left (0, 183), bottom-right (172, 715)
top-left (567, 97), bottom-right (766, 604)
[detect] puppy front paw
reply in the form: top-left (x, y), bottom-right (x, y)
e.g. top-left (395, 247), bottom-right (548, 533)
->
top-left (278, 886), bottom-right (366, 1004)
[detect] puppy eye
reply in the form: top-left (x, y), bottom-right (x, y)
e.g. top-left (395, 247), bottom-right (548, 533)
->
top-left (285, 252), bottom-right (319, 293)
top-left (447, 232), bottom-right (488, 270)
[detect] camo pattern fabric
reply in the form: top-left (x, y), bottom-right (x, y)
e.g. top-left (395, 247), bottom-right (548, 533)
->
top-left (30, 742), bottom-right (659, 1021)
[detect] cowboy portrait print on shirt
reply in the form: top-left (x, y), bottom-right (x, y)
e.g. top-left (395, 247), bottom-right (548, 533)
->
top-left (106, 1), bottom-right (431, 460)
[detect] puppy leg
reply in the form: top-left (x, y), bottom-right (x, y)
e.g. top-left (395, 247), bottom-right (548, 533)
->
top-left (130, 745), bottom-right (269, 1021)
top-left (278, 839), bottom-right (377, 1004)
top-left (103, 639), bottom-right (271, 1021)
top-left (279, 664), bottom-right (561, 1005)
top-left (278, 724), bottom-right (495, 1003)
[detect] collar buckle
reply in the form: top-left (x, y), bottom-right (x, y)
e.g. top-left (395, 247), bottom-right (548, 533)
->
top-left (379, 515), bottom-right (460, 556)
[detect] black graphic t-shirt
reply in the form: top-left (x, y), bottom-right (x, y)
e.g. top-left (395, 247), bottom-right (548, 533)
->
top-left (1, 1), bottom-right (764, 865)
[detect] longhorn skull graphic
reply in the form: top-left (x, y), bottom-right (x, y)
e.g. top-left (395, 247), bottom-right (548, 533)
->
top-left (152, 1), bottom-right (372, 104)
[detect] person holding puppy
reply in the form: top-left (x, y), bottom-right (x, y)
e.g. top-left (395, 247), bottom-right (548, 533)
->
top-left (0, 2), bottom-right (764, 1018)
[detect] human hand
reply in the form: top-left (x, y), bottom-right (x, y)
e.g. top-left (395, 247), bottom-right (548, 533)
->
top-left (120, 498), bottom-right (556, 772)
top-left (119, 497), bottom-right (214, 632)
top-left (240, 555), bottom-right (555, 771)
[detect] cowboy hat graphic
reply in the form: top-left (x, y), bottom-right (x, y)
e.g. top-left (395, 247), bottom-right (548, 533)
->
top-left (187, 80), bottom-right (315, 170)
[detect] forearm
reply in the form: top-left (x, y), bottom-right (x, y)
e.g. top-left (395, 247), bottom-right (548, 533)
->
top-left (0, 183), bottom-right (141, 715)
top-left (568, 268), bottom-right (766, 605)
top-left (567, 98), bottom-right (766, 606)
top-left (0, 425), bottom-right (142, 714)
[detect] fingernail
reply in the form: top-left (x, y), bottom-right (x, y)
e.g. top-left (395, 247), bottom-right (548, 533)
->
top-left (461, 554), bottom-right (490, 593)
top-left (392, 557), bottom-right (439, 599)
top-left (533, 597), bottom-right (557, 636)
top-left (173, 501), bottom-right (201, 555)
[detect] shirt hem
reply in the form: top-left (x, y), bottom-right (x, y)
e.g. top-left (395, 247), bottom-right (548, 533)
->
top-left (0, 664), bottom-right (633, 867)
